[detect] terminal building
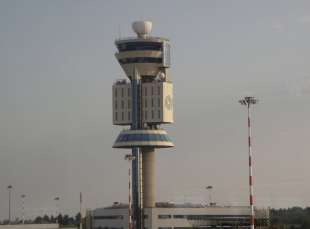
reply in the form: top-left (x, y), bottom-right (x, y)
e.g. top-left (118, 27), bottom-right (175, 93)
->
top-left (89, 202), bottom-right (269, 229)
top-left (85, 21), bottom-right (270, 229)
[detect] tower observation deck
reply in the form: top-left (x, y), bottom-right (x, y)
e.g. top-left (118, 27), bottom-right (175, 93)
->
top-left (112, 21), bottom-right (174, 229)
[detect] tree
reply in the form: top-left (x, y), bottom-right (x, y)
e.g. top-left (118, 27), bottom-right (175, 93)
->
top-left (62, 214), bottom-right (69, 225)
top-left (34, 216), bottom-right (43, 224)
top-left (43, 214), bottom-right (50, 223)
top-left (57, 214), bottom-right (63, 225)
top-left (75, 213), bottom-right (81, 225)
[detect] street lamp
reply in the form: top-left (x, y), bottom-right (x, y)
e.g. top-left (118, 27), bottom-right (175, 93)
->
top-left (7, 185), bottom-right (13, 224)
top-left (239, 96), bottom-right (258, 229)
top-left (79, 192), bottom-right (83, 229)
top-left (206, 186), bottom-right (213, 206)
top-left (54, 197), bottom-right (60, 224)
top-left (125, 154), bottom-right (136, 229)
top-left (21, 194), bottom-right (26, 224)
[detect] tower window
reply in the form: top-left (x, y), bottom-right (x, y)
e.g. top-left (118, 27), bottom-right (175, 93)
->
top-left (158, 110), bottom-right (160, 119)
top-left (145, 99), bottom-right (147, 108)
top-left (145, 111), bottom-right (147, 120)
top-left (115, 100), bottom-right (118, 109)
top-left (144, 87), bottom-right (147, 96)
top-left (117, 42), bottom-right (162, 52)
top-left (152, 110), bottom-right (154, 119)
top-left (115, 112), bottom-right (118, 121)
top-left (121, 100), bottom-right (124, 109)
top-left (158, 98), bottom-right (160, 107)
top-left (119, 57), bottom-right (162, 64)
top-left (121, 88), bottom-right (124, 97)
top-left (151, 98), bottom-right (154, 107)
top-left (128, 100), bottom-right (131, 109)
top-left (122, 112), bottom-right (124, 121)
top-left (128, 88), bottom-right (130, 97)
top-left (128, 111), bottom-right (131, 120)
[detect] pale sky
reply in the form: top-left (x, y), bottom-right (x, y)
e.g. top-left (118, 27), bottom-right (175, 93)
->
top-left (1, 0), bottom-right (310, 221)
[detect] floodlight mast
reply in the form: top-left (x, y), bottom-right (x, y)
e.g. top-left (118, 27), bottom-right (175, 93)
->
top-left (206, 186), bottom-right (213, 206)
top-left (21, 194), bottom-right (26, 224)
top-left (239, 96), bottom-right (258, 229)
top-left (7, 185), bottom-right (13, 224)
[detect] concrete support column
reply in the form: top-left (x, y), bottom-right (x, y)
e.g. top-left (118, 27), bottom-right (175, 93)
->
top-left (142, 147), bottom-right (155, 208)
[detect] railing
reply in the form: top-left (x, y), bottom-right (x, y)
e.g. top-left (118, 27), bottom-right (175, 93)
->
top-left (115, 36), bottom-right (169, 42)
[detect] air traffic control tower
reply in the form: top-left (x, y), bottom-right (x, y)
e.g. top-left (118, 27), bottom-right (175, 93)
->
top-left (112, 21), bottom-right (174, 229)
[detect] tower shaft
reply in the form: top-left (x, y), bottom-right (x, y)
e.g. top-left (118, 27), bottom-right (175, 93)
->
top-left (142, 147), bottom-right (155, 208)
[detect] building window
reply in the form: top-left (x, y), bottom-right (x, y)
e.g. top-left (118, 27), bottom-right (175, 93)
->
top-left (122, 112), bottom-right (124, 121)
top-left (121, 88), bottom-right (124, 97)
top-left (174, 228), bottom-right (192, 229)
top-left (115, 89), bottom-right (118, 97)
top-left (145, 99), bottom-right (147, 108)
top-left (128, 111), bottom-right (131, 120)
top-left (93, 215), bottom-right (123, 220)
top-left (115, 112), bottom-right (118, 121)
top-left (151, 110), bottom-right (154, 119)
top-left (151, 86), bottom-right (154, 95)
top-left (115, 100), bottom-right (118, 109)
top-left (128, 88), bottom-right (130, 97)
top-left (158, 110), bottom-right (160, 119)
top-left (128, 100), bottom-right (131, 109)
top-left (144, 87), bottom-right (147, 96)
top-left (158, 86), bottom-right (160, 95)
top-left (158, 215), bottom-right (171, 219)
top-left (121, 100), bottom-right (124, 109)
top-left (145, 111), bottom-right (147, 120)
top-left (158, 98), bottom-right (160, 107)
top-left (151, 98), bottom-right (154, 107)
top-left (173, 215), bottom-right (186, 219)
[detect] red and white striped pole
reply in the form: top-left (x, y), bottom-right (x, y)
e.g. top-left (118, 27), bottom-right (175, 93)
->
top-left (128, 167), bottom-right (132, 229)
top-left (239, 96), bottom-right (258, 229)
top-left (125, 154), bottom-right (136, 229)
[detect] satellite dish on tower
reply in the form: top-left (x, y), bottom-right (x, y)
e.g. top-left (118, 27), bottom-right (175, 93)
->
top-left (132, 21), bottom-right (152, 38)
top-left (157, 72), bottom-right (166, 81)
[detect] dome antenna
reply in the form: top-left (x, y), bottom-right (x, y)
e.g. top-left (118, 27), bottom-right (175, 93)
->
top-left (132, 21), bottom-right (152, 38)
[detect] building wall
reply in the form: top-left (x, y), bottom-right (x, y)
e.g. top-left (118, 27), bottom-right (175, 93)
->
top-left (112, 82), bottom-right (132, 125)
top-left (92, 207), bottom-right (128, 229)
top-left (91, 206), bottom-right (269, 229)
top-left (112, 81), bottom-right (173, 125)
top-left (141, 81), bottom-right (173, 124)
top-left (0, 224), bottom-right (59, 229)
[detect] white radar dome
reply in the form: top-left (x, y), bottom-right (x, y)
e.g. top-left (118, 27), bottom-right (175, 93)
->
top-left (132, 21), bottom-right (152, 38)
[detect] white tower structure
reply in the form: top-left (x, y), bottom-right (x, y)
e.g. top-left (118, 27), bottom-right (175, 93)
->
top-left (112, 21), bottom-right (174, 229)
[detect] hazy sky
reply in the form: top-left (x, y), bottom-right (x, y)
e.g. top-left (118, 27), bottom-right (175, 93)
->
top-left (1, 0), bottom-right (310, 220)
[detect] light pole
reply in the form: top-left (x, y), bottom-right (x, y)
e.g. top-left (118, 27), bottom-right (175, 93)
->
top-left (7, 185), bottom-right (13, 224)
top-left (239, 96), bottom-right (258, 229)
top-left (21, 194), bottom-right (26, 224)
top-left (79, 192), bottom-right (83, 229)
top-left (206, 186), bottom-right (213, 206)
top-left (54, 197), bottom-right (60, 224)
top-left (125, 154), bottom-right (136, 229)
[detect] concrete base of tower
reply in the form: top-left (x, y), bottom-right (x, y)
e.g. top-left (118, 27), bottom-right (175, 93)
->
top-left (142, 147), bottom-right (155, 208)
